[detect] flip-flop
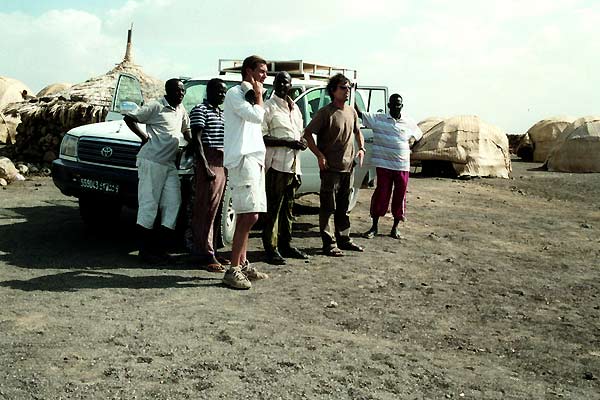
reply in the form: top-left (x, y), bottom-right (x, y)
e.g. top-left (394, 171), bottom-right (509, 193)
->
top-left (339, 242), bottom-right (364, 252)
top-left (324, 247), bottom-right (344, 257)
top-left (203, 262), bottom-right (226, 273)
top-left (363, 230), bottom-right (376, 239)
top-left (216, 256), bottom-right (231, 265)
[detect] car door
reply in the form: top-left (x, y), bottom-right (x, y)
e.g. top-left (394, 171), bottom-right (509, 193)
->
top-left (105, 73), bottom-right (144, 122)
top-left (293, 86), bottom-right (331, 193)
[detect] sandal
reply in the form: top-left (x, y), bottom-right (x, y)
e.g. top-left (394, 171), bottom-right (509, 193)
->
top-left (363, 230), bottom-right (376, 239)
top-left (338, 242), bottom-right (364, 252)
top-left (203, 262), bottom-right (226, 273)
top-left (216, 255), bottom-right (231, 266)
top-left (324, 247), bottom-right (344, 257)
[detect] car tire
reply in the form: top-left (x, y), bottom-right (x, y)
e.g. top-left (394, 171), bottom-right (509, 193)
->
top-left (79, 195), bottom-right (122, 227)
top-left (219, 186), bottom-right (236, 247)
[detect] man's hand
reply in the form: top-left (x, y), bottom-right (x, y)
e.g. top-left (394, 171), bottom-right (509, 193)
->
top-left (206, 168), bottom-right (216, 181)
top-left (248, 75), bottom-right (264, 105)
top-left (317, 155), bottom-right (328, 171)
top-left (357, 149), bottom-right (365, 167)
top-left (288, 139), bottom-right (308, 150)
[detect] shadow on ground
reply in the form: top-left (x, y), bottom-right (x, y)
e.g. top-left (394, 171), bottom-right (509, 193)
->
top-left (0, 270), bottom-right (221, 292)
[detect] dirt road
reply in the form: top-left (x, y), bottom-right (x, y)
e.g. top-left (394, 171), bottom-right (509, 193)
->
top-left (1, 161), bottom-right (599, 399)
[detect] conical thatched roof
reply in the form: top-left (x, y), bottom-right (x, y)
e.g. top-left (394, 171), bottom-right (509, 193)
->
top-left (412, 115), bottom-right (511, 178)
top-left (35, 27), bottom-right (163, 107)
top-left (36, 83), bottom-right (73, 98)
top-left (545, 116), bottom-right (600, 172)
top-left (0, 77), bottom-right (33, 109)
top-left (1, 28), bottom-right (164, 162)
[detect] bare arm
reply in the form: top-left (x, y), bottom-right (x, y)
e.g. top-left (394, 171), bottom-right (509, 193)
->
top-left (190, 126), bottom-right (215, 180)
top-left (263, 135), bottom-right (306, 150)
top-left (303, 128), bottom-right (327, 170)
top-left (123, 115), bottom-right (149, 145)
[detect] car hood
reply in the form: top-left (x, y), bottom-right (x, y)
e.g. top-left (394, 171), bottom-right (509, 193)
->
top-left (66, 121), bottom-right (189, 146)
top-left (67, 120), bottom-right (144, 142)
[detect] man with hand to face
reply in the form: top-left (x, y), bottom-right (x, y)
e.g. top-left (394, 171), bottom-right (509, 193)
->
top-left (222, 55), bottom-right (270, 289)
top-left (303, 73), bottom-right (365, 257)
top-left (262, 71), bottom-right (309, 265)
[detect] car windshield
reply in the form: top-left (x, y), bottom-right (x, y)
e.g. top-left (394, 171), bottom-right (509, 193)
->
top-left (183, 80), bottom-right (279, 113)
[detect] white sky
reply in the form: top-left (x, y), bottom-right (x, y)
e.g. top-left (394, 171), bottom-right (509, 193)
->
top-left (1, 0), bottom-right (598, 133)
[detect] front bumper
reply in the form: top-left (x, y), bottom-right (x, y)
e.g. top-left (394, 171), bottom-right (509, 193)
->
top-left (51, 159), bottom-right (139, 208)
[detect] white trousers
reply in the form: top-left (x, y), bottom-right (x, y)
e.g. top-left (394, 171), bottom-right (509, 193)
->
top-left (136, 158), bottom-right (181, 230)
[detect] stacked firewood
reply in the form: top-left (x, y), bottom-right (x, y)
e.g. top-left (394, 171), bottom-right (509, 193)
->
top-left (2, 97), bottom-right (107, 164)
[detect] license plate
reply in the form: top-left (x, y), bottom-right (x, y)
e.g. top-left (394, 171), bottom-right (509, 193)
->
top-left (80, 178), bottom-right (119, 194)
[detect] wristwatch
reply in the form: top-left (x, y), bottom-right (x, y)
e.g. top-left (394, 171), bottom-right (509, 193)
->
top-left (358, 147), bottom-right (366, 154)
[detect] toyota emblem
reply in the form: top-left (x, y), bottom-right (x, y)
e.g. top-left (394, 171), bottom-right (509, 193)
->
top-left (100, 146), bottom-right (113, 158)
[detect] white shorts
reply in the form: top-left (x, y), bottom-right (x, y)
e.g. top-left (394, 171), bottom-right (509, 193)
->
top-left (136, 158), bottom-right (181, 229)
top-left (228, 156), bottom-right (266, 214)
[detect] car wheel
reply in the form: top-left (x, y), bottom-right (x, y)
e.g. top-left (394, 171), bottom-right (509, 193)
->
top-left (219, 186), bottom-right (236, 246)
top-left (79, 195), bottom-right (122, 227)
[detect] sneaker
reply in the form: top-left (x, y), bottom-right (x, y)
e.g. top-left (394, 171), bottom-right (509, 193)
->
top-left (222, 266), bottom-right (252, 289)
top-left (241, 261), bottom-right (269, 281)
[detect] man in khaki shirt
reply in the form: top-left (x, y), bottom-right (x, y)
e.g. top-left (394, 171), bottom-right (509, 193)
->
top-left (304, 73), bottom-right (365, 257)
top-left (262, 71), bottom-right (309, 265)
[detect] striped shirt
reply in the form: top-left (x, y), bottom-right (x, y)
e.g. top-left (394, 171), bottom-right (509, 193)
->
top-left (189, 100), bottom-right (224, 149)
top-left (361, 112), bottom-right (423, 171)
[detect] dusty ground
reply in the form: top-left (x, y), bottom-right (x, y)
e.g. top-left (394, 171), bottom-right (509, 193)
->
top-left (0, 159), bottom-right (599, 399)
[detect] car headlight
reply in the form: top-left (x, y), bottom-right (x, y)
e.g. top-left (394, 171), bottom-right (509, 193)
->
top-left (60, 134), bottom-right (78, 157)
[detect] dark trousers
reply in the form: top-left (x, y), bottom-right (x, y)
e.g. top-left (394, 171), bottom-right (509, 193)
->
top-left (319, 170), bottom-right (354, 249)
top-left (262, 168), bottom-right (300, 253)
top-left (191, 147), bottom-right (227, 255)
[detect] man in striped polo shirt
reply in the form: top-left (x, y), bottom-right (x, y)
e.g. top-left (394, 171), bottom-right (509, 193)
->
top-left (189, 78), bottom-right (229, 271)
top-left (358, 94), bottom-right (423, 239)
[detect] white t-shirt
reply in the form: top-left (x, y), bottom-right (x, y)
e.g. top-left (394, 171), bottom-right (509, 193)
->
top-left (262, 95), bottom-right (304, 175)
top-left (223, 83), bottom-right (266, 169)
top-left (125, 97), bottom-right (190, 165)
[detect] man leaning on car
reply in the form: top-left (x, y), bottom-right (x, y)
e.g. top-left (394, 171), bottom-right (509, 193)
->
top-left (123, 78), bottom-right (191, 264)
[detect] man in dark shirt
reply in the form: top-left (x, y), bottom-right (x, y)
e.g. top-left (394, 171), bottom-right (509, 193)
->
top-left (303, 73), bottom-right (365, 257)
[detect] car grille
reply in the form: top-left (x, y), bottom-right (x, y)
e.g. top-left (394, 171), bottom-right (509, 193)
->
top-left (78, 137), bottom-right (140, 168)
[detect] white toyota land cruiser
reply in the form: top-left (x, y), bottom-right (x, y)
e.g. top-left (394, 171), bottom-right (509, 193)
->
top-left (52, 60), bottom-right (388, 245)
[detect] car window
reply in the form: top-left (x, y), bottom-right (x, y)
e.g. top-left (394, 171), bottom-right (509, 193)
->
top-left (112, 75), bottom-right (143, 112)
top-left (183, 80), bottom-right (274, 113)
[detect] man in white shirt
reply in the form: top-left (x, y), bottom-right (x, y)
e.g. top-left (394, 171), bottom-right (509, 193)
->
top-left (123, 78), bottom-right (191, 263)
top-left (262, 71), bottom-right (309, 265)
top-left (222, 55), bottom-right (270, 289)
top-left (358, 94), bottom-right (423, 239)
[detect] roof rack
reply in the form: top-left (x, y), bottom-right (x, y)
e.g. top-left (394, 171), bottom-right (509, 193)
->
top-left (218, 59), bottom-right (358, 81)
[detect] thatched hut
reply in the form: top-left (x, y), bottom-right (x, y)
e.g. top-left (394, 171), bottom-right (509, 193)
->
top-left (0, 77), bottom-right (33, 109)
top-left (1, 28), bottom-right (163, 164)
top-left (517, 117), bottom-right (575, 162)
top-left (545, 116), bottom-right (600, 172)
top-left (36, 83), bottom-right (73, 98)
top-left (417, 117), bottom-right (444, 135)
top-left (411, 115), bottom-right (511, 178)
